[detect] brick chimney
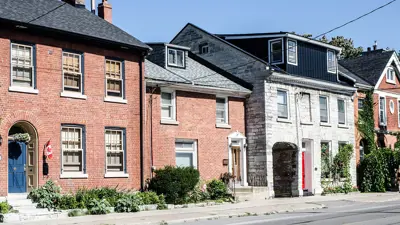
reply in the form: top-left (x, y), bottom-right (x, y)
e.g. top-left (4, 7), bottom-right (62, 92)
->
top-left (62, 0), bottom-right (85, 8)
top-left (98, 0), bottom-right (112, 23)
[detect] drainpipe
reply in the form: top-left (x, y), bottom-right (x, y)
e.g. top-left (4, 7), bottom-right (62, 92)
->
top-left (139, 55), bottom-right (145, 191)
top-left (294, 92), bottom-right (302, 196)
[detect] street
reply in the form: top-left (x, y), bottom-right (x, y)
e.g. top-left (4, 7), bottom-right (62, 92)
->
top-left (181, 200), bottom-right (400, 225)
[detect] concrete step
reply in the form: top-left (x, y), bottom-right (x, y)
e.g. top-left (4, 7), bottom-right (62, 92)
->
top-left (4, 211), bottom-right (69, 223)
top-left (7, 199), bottom-right (34, 207)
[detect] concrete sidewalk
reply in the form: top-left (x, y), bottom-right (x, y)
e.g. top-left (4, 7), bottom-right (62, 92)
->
top-left (6, 192), bottom-right (400, 225)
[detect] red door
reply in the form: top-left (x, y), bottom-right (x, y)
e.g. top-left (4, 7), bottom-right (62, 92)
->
top-left (302, 152), bottom-right (305, 190)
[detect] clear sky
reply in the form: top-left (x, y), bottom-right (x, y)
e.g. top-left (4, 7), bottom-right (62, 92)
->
top-left (88, 0), bottom-right (398, 51)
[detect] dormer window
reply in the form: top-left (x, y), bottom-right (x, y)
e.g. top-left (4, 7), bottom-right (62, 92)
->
top-left (168, 48), bottom-right (185, 68)
top-left (386, 67), bottom-right (396, 84)
top-left (327, 50), bottom-right (337, 73)
top-left (269, 39), bottom-right (284, 64)
top-left (199, 43), bottom-right (209, 54)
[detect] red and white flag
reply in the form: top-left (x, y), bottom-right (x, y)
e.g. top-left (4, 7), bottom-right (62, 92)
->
top-left (45, 140), bottom-right (53, 160)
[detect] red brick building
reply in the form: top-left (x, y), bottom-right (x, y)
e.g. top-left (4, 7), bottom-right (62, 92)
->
top-left (0, 0), bottom-right (150, 196)
top-left (145, 43), bottom-right (251, 185)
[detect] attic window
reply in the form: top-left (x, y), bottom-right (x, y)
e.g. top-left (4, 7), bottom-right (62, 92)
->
top-left (168, 48), bottom-right (185, 68)
top-left (199, 43), bottom-right (209, 54)
top-left (327, 50), bottom-right (337, 73)
top-left (386, 67), bottom-right (396, 84)
top-left (269, 39), bottom-right (284, 64)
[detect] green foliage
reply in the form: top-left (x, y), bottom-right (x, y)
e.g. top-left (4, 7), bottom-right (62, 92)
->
top-left (136, 191), bottom-right (161, 205)
top-left (359, 150), bottom-right (388, 192)
top-left (87, 199), bottom-right (111, 215)
top-left (188, 183), bottom-right (209, 203)
top-left (156, 195), bottom-right (168, 210)
top-left (114, 194), bottom-right (141, 213)
top-left (357, 91), bottom-right (376, 155)
top-left (68, 209), bottom-right (88, 217)
top-left (220, 172), bottom-right (234, 185)
top-left (148, 166), bottom-right (200, 204)
top-left (11, 133), bottom-right (31, 143)
top-left (207, 179), bottom-right (228, 200)
top-left (75, 187), bottom-right (122, 208)
top-left (331, 144), bottom-right (353, 181)
top-left (328, 36), bottom-right (363, 59)
top-left (0, 201), bottom-right (11, 214)
top-left (58, 194), bottom-right (78, 210)
top-left (28, 180), bottom-right (62, 210)
top-left (321, 143), bottom-right (331, 179)
top-left (322, 184), bottom-right (358, 195)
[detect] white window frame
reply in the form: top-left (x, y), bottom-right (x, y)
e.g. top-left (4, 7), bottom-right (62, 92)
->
top-left (337, 99), bottom-right (346, 125)
top-left (386, 67), bottom-right (396, 84)
top-left (268, 38), bottom-right (284, 64)
top-left (10, 43), bottom-right (35, 89)
top-left (390, 100), bottom-right (395, 114)
top-left (319, 96), bottom-right (330, 123)
top-left (61, 126), bottom-right (86, 177)
top-left (105, 59), bottom-right (124, 99)
top-left (104, 129), bottom-right (126, 176)
top-left (200, 43), bottom-right (209, 54)
top-left (160, 89), bottom-right (177, 122)
top-left (216, 96), bottom-right (229, 125)
top-left (167, 48), bottom-right (185, 67)
top-left (287, 39), bottom-right (298, 66)
top-left (327, 50), bottom-right (337, 74)
top-left (175, 139), bottom-right (197, 169)
top-left (62, 52), bottom-right (83, 94)
top-left (379, 96), bottom-right (387, 126)
top-left (277, 89), bottom-right (289, 119)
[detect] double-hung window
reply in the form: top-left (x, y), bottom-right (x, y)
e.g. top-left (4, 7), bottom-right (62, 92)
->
top-left (61, 125), bottom-right (86, 176)
top-left (337, 99), bottom-right (346, 125)
top-left (105, 128), bottom-right (126, 174)
top-left (277, 90), bottom-right (289, 119)
top-left (379, 96), bottom-right (387, 126)
top-left (168, 48), bottom-right (185, 67)
top-left (62, 52), bottom-right (83, 94)
top-left (175, 140), bottom-right (197, 168)
top-left (327, 50), bottom-right (337, 73)
top-left (105, 59), bottom-right (124, 98)
top-left (161, 90), bottom-right (176, 121)
top-left (11, 43), bottom-right (35, 89)
top-left (216, 97), bottom-right (228, 124)
top-left (287, 39), bottom-right (297, 65)
top-left (387, 67), bottom-right (396, 84)
top-left (269, 39), bottom-right (283, 64)
top-left (320, 96), bottom-right (329, 123)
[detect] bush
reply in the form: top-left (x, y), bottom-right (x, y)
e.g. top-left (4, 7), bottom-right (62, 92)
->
top-left (148, 166), bottom-right (200, 204)
top-left (0, 201), bottom-right (10, 214)
top-left (87, 199), bottom-right (111, 215)
top-left (207, 179), bottom-right (228, 200)
top-left (58, 194), bottom-right (78, 210)
top-left (136, 191), bottom-right (160, 205)
top-left (28, 180), bottom-right (62, 210)
top-left (359, 150), bottom-right (387, 192)
top-left (114, 194), bottom-right (141, 213)
top-left (188, 183), bottom-right (209, 203)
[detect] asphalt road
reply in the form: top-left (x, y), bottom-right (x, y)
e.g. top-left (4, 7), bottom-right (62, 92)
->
top-left (180, 199), bottom-right (400, 225)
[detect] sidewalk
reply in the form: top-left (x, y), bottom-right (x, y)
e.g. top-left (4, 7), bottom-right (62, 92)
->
top-left (6, 192), bottom-right (400, 225)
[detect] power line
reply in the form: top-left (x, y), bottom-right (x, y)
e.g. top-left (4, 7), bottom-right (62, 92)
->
top-left (26, 2), bottom-right (67, 24)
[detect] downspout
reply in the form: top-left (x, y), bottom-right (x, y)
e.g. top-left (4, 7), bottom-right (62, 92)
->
top-left (295, 91), bottom-right (302, 196)
top-left (139, 55), bottom-right (145, 191)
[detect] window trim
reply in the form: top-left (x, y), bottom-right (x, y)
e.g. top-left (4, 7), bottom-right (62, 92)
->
top-left (386, 67), bottom-right (396, 84)
top-left (277, 89), bottom-right (289, 120)
top-left (160, 89), bottom-right (177, 123)
top-left (379, 96), bottom-right (387, 126)
top-left (167, 48), bottom-right (185, 68)
top-left (398, 99), bottom-right (400, 128)
top-left (60, 124), bottom-right (86, 178)
top-left (327, 49), bottom-right (337, 74)
top-left (319, 95), bottom-right (330, 124)
top-left (199, 43), bottom-right (209, 54)
top-left (10, 42), bottom-right (36, 91)
top-left (216, 96), bottom-right (229, 126)
top-left (175, 139), bottom-right (198, 169)
top-left (337, 98), bottom-right (346, 125)
top-left (61, 50), bottom-right (86, 98)
top-left (104, 127), bottom-right (127, 177)
top-left (287, 39), bottom-right (298, 66)
top-left (105, 58), bottom-right (125, 101)
top-left (268, 38), bottom-right (284, 64)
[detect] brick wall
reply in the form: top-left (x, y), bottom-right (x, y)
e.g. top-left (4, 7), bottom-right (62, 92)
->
top-left (144, 88), bottom-right (246, 181)
top-left (0, 29), bottom-right (143, 196)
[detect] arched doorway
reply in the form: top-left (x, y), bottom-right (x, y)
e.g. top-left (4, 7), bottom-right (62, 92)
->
top-left (272, 142), bottom-right (298, 197)
top-left (8, 121), bottom-right (38, 193)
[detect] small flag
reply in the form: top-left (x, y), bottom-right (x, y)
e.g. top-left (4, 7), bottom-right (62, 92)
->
top-left (45, 140), bottom-right (53, 160)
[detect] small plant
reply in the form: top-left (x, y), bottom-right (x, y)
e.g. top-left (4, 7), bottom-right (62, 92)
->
top-left (87, 199), bottom-right (111, 215)
top-left (68, 209), bottom-right (88, 217)
top-left (28, 180), bottom-right (62, 210)
top-left (136, 191), bottom-right (160, 205)
top-left (11, 133), bottom-right (31, 143)
top-left (114, 194), bottom-right (141, 213)
top-left (58, 194), bottom-right (78, 210)
top-left (0, 201), bottom-right (11, 214)
top-left (207, 179), bottom-right (228, 200)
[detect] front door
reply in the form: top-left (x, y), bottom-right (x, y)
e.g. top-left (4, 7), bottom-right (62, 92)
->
top-left (8, 141), bottom-right (27, 193)
top-left (231, 147), bottom-right (241, 182)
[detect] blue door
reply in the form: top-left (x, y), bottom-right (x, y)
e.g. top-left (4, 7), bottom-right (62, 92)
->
top-left (8, 141), bottom-right (27, 193)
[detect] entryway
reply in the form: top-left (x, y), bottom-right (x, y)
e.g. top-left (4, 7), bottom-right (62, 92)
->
top-left (272, 142), bottom-right (298, 197)
top-left (8, 121), bottom-right (38, 194)
top-left (231, 146), bottom-right (241, 182)
top-left (302, 140), bottom-right (313, 196)
top-left (228, 131), bottom-right (248, 187)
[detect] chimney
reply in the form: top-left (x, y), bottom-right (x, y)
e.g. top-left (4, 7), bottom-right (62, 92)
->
top-left (62, 0), bottom-right (85, 8)
top-left (98, 0), bottom-right (112, 23)
top-left (91, 0), bottom-right (96, 14)
top-left (367, 47), bottom-right (371, 52)
top-left (373, 41), bottom-right (378, 51)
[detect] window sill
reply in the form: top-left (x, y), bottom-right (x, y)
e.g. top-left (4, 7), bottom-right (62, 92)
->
top-left (9, 86), bottom-right (38, 94)
top-left (337, 124), bottom-right (349, 129)
top-left (300, 121), bottom-right (313, 126)
top-left (61, 92), bottom-right (87, 100)
top-left (277, 118), bottom-right (292, 124)
top-left (60, 173), bottom-right (88, 179)
top-left (104, 97), bottom-right (127, 104)
top-left (216, 123), bottom-right (232, 129)
top-left (328, 70), bottom-right (337, 74)
top-left (386, 80), bottom-right (396, 85)
top-left (160, 119), bottom-right (179, 125)
top-left (104, 173), bottom-right (129, 178)
top-left (320, 122), bottom-right (332, 127)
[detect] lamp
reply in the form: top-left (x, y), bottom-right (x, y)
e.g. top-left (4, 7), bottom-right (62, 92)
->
top-left (244, 143), bottom-right (248, 148)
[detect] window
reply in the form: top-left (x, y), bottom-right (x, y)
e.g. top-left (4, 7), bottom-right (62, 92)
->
top-left (11, 43), bottom-right (34, 88)
top-left (337, 99), bottom-right (346, 125)
top-left (277, 90), bottom-right (289, 119)
top-left (287, 39), bottom-right (297, 65)
top-left (199, 43), bottom-right (209, 54)
top-left (175, 140), bottom-right (197, 168)
top-left (387, 68), bottom-right (396, 84)
top-left (300, 93), bottom-right (312, 123)
top-left (321, 142), bottom-right (331, 179)
top-left (269, 39), bottom-right (283, 64)
top-left (358, 98), bottom-right (364, 112)
top-left (398, 100), bottom-right (400, 128)
top-left (62, 52), bottom-right (83, 93)
top-left (327, 50), bottom-right (337, 73)
top-left (168, 48), bottom-right (185, 67)
top-left (161, 90), bottom-right (176, 121)
top-left (379, 96), bottom-right (386, 126)
top-left (390, 100), bottom-right (395, 114)
top-left (319, 96), bottom-right (329, 123)
top-left (61, 125), bottom-right (85, 174)
top-left (105, 59), bottom-right (124, 98)
top-left (105, 128), bottom-right (126, 173)
top-left (216, 97), bottom-right (228, 124)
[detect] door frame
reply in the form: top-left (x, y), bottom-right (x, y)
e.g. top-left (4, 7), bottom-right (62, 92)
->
top-left (228, 131), bottom-right (247, 186)
top-left (8, 141), bottom-right (27, 193)
top-left (302, 139), bottom-right (314, 193)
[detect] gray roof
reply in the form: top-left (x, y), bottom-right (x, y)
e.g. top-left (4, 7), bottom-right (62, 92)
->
top-left (145, 60), bottom-right (188, 84)
top-left (338, 64), bottom-right (371, 87)
top-left (339, 50), bottom-right (395, 85)
top-left (0, 0), bottom-right (150, 51)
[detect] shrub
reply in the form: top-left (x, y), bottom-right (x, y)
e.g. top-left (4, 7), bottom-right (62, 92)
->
top-left (114, 194), bottom-right (141, 213)
top-left (0, 201), bottom-right (10, 214)
top-left (148, 166), bottom-right (200, 204)
top-left (207, 179), bottom-right (228, 200)
top-left (188, 183), bottom-right (209, 203)
top-left (136, 191), bottom-right (160, 205)
top-left (359, 150), bottom-right (387, 192)
top-left (28, 180), bottom-right (62, 210)
top-left (58, 194), bottom-right (78, 210)
top-left (87, 199), bottom-right (111, 215)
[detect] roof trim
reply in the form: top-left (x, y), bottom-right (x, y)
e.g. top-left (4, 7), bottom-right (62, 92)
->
top-left (374, 52), bottom-right (400, 90)
top-left (338, 70), bottom-right (356, 83)
top-left (220, 33), bottom-right (342, 52)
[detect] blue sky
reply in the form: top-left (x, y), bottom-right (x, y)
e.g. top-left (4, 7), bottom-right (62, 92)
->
top-left (89, 0), bottom-right (398, 51)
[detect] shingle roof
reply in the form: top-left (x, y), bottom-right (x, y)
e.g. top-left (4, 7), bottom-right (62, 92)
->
top-left (0, 0), bottom-right (150, 51)
top-left (339, 50), bottom-right (395, 85)
top-left (338, 64), bottom-right (371, 87)
top-left (145, 60), bottom-right (188, 84)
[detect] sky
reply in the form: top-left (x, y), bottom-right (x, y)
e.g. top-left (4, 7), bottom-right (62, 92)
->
top-left (88, 0), bottom-right (398, 51)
